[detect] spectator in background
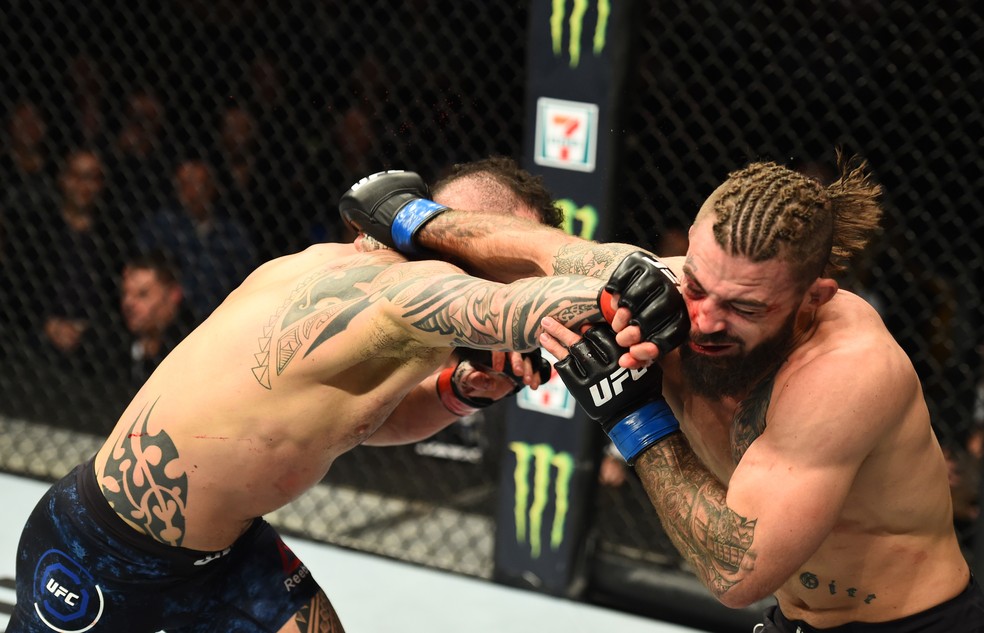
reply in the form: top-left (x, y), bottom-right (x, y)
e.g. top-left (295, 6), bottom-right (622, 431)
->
top-left (106, 87), bottom-right (173, 223)
top-left (1, 100), bottom-right (54, 203)
top-left (137, 157), bottom-right (257, 325)
top-left (63, 52), bottom-right (107, 150)
top-left (211, 103), bottom-right (295, 260)
top-left (119, 250), bottom-right (191, 390)
top-left (5, 148), bottom-right (121, 363)
top-left (1, 100), bottom-right (55, 267)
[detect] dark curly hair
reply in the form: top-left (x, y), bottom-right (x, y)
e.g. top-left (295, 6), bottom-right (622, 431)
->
top-left (431, 156), bottom-right (564, 228)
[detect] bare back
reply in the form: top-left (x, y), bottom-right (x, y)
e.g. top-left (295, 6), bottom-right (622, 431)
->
top-left (93, 243), bottom-right (606, 552)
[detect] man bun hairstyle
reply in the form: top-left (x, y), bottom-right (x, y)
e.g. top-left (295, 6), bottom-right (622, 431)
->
top-left (710, 151), bottom-right (883, 285)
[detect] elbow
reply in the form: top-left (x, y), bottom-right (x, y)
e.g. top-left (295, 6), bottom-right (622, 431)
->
top-left (717, 590), bottom-right (759, 610)
top-left (714, 579), bottom-right (776, 610)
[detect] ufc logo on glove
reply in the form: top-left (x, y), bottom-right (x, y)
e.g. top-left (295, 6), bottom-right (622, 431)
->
top-left (588, 366), bottom-right (650, 407)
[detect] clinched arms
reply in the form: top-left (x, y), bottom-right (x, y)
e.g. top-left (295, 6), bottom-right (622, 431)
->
top-left (555, 325), bottom-right (679, 464)
top-left (339, 170), bottom-right (691, 357)
top-left (339, 170), bottom-right (450, 255)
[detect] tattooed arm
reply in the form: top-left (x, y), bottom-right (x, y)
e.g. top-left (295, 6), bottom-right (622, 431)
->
top-left (413, 211), bottom-right (648, 283)
top-left (385, 268), bottom-right (607, 350)
top-left (357, 268), bottom-right (607, 446)
top-left (634, 348), bottom-right (898, 609)
top-left (365, 360), bottom-right (529, 446)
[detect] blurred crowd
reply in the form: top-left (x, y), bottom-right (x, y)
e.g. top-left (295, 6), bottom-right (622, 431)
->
top-left (1, 41), bottom-right (982, 556)
top-left (0, 49), bottom-right (387, 432)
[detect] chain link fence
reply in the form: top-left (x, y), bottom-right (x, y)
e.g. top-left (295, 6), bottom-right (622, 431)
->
top-left (601, 0), bottom-right (984, 578)
top-left (1, 0), bottom-right (981, 628)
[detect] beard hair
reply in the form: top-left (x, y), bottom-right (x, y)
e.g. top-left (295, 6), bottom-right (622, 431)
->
top-left (680, 310), bottom-right (798, 400)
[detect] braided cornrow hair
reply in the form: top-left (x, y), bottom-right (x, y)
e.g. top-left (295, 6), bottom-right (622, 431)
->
top-left (708, 153), bottom-right (883, 286)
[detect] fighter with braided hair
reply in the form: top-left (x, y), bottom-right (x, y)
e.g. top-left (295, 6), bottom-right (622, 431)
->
top-left (341, 154), bottom-right (983, 631)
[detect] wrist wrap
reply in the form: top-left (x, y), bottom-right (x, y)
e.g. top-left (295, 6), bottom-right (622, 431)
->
top-left (606, 399), bottom-right (680, 465)
top-left (599, 289), bottom-right (618, 323)
top-left (436, 366), bottom-right (481, 418)
top-left (392, 199), bottom-right (449, 254)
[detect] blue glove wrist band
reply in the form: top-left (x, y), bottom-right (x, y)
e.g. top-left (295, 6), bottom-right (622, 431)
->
top-left (607, 399), bottom-right (680, 464)
top-left (392, 199), bottom-right (448, 254)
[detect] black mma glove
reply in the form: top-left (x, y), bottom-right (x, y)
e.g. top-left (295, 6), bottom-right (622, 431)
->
top-left (555, 324), bottom-right (679, 464)
top-left (436, 348), bottom-right (552, 417)
top-left (339, 170), bottom-right (449, 255)
top-left (599, 251), bottom-right (690, 357)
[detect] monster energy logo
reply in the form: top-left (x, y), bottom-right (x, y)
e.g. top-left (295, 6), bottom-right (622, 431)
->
top-left (550, 0), bottom-right (610, 68)
top-left (509, 442), bottom-right (575, 558)
top-left (556, 198), bottom-right (599, 239)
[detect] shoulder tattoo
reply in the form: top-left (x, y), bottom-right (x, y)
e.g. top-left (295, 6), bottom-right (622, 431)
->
top-left (252, 264), bottom-right (393, 388)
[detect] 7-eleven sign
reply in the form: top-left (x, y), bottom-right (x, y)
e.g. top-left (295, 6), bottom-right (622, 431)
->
top-left (534, 97), bottom-right (599, 173)
top-left (516, 349), bottom-right (578, 418)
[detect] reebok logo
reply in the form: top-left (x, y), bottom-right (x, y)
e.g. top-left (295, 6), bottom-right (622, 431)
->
top-left (588, 366), bottom-right (649, 407)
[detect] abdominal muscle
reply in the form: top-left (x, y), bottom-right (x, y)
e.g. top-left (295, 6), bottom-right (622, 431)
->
top-left (774, 519), bottom-right (969, 626)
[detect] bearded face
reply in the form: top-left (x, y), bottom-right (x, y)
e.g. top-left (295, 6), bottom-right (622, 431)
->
top-left (679, 307), bottom-right (798, 400)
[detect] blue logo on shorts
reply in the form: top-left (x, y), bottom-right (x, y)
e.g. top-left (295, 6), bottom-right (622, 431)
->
top-left (33, 549), bottom-right (104, 632)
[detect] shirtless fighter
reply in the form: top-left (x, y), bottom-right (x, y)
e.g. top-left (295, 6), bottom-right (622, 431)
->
top-left (11, 164), bottom-right (612, 632)
top-left (341, 158), bottom-right (984, 631)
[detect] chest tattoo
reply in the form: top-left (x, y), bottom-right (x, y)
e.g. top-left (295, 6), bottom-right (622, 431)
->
top-left (730, 367), bottom-right (780, 463)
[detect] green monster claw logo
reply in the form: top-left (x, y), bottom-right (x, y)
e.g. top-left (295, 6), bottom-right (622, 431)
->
top-left (550, 0), bottom-right (611, 68)
top-left (556, 198), bottom-right (599, 239)
top-left (510, 442), bottom-right (575, 558)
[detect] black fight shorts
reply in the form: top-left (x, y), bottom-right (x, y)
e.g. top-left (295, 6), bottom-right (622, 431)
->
top-left (755, 575), bottom-right (984, 632)
top-left (10, 460), bottom-right (321, 632)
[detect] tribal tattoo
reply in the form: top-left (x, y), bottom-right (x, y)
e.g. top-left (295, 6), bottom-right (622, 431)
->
top-left (253, 260), bottom-right (603, 388)
top-left (396, 274), bottom-right (600, 349)
top-left (294, 592), bottom-right (344, 632)
top-left (252, 264), bottom-right (394, 388)
top-left (98, 399), bottom-right (188, 546)
top-left (635, 433), bottom-right (757, 598)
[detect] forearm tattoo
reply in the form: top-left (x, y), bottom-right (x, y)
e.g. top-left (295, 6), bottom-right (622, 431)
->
top-left (98, 399), bottom-right (188, 546)
top-left (396, 274), bottom-right (601, 349)
top-left (253, 259), bottom-right (602, 388)
top-left (553, 242), bottom-right (640, 278)
top-left (635, 434), bottom-right (756, 598)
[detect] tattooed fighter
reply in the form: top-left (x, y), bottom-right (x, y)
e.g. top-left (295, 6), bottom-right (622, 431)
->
top-left (342, 158), bottom-right (983, 631)
top-left (10, 159), bottom-right (614, 633)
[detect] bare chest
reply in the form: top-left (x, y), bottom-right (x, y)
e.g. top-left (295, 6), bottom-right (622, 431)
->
top-left (679, 368), bottom-right (781, 483)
